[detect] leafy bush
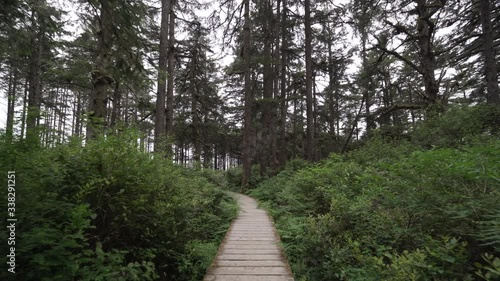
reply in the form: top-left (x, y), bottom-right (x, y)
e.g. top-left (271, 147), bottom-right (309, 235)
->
top-left (251, 139), bottom-right (500, 280)
top-left (225, 166), bottom-right (243, 191)
top-left (225, 164), bottom-right (267, 191)
top-left (199, 169), bottom-right (228, 189)
top-left (0, 131), bottom-right (237, 281)
top-left (411, 104), bottom-right (500, 148)
top-left (177, 240), bottom-right (219, 281)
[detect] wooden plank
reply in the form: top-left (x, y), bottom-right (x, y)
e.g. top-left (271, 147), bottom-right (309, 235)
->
top-left (204, 193), bottom-right (294, 281)
top-left (224, 241), bottom-right (277, 245)
top-left (216, 260), bottom-right (287, 267)
top-left (222, 249), bottom-right (282, 254)
top-left (218, 254), bottom-right (283, 260)
top-left (204, 276), bottom-right (294, 281)
top-left (212, 266), bottom-right (289, 275)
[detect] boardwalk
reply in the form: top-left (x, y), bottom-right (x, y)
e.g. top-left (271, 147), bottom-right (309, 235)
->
top-left (203, 193), bottom-right (295, 281)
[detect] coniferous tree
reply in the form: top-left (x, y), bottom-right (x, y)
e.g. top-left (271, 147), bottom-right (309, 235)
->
top-left (479, 0), bottom-right (500, 104)
top-left (155, 0), bottom-right (170, 152)
top-left (165, 0), bottom-right (176, 154)
top-left (241, 0), bottom-right (252, 187)
top-left (304, 0), bottom-right (314, 161)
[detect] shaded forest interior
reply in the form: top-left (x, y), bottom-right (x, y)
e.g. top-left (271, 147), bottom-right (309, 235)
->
top-left (1, 0), bottom-right (500, 280)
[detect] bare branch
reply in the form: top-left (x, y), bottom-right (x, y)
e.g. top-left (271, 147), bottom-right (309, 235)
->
top-left (374, 39), bottom-right (424, 75)
top-left (370, 104), bottom-right (425, 121)
top-left (384, 20), bottom-right (417, 40)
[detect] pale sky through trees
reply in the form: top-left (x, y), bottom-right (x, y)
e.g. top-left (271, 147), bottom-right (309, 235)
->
top-left (1, 0), bottom-right (497, 145)
top-left (0, 0), bottom-right (239, 129)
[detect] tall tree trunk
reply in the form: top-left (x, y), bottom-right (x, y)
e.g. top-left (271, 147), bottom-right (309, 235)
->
top-left (416, 0), bottom-right (439, 105)
top-left (409, 87), bottom-right (416, 125)
top-left (479, 0), bottom-right (500, 104)
top-left (123, 88), bottom-right (129, 124)
top-left (342, 96), bottom-right (365, 153)
top-left (155, 0), bottom-right (170, 152)
top-left (203, 142), bottom-right (212, 168)
top-left (279, 0), bottom-right (288, 166)
top-left (60, 89), bottom-right (68, 143)
top-left (165, 0), bottom-right (176, 153)
top-left (222, 152), bottom-right (226, 170)
top-left (6, 67), bottom-right (17, 143)
top-left (304, 0), bottom-right (314, 161)
top-left (271, 0), bottom-right (281, 171)
top-left (110, 81), bottom-right (121, 129)
top-left (327, 38), bottom-right (336, 151)
top-left (214, 145), bottom-right (218, 170)
top-left (260, 0), bottom-right (274, 175)
top-left (88, 0), bottom-right (114, 140)
top-left (292, 88), bottom-right (298, 159)
top-left (42, 91), bottom-right (50, 146)
top-left (191, 52), bottom-right (201, 164)
top-left (74, 91), bottom-right (82, 137)
top-left (20, 78), bottom-right (28, 140)
top-left (72, 95), bottom-right (76, 136)
top-left (336, 91), bottom-right (340, 137)
top-left (51, 87), bottom-right (59, 145)
top-left (26, 7), bottom-right (45, 144)
top-left (380, 71), bottom-right (392, 126)
top-left (313, 74), bottom-right (319, 155)
top-left (241, 0), bottom-right (253, 188)
top-left (179, 144), bottom-right (183, 165)
top-left (361, 33), bottom-right (375, 132)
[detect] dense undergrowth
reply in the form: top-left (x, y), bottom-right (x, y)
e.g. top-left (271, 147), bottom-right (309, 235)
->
top-left (0, 131), bottom-right (237, 281)
top-left (249, 106), bottom-right (500, 281)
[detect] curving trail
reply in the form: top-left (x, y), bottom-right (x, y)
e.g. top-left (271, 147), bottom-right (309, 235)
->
top-left (203, 193), bottom-right (295, 281)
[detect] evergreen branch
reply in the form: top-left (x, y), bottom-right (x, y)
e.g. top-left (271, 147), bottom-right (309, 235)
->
top-left (374, 40), bottom-right (424, 75)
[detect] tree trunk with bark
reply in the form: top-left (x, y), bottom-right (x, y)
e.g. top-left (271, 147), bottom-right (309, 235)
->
top-left (304, 0), bottom-right (314, 161)
top-left (241, 0), bottom-right (253, 188)
top-left (26, 7), bottom-right (45, 144)
top-left (479, 0), bottom-right (500, 105)
top-left (110, 81), bottom-right (121, 129)
top-left (6, 67), bottom-right (17, 143)
top-left (279, 0), bottom-right (288, 166)
top-left (416, 0), bottom-right (439, 104)
top-left (260, 0), bottom-right (275, 175)
top-left (191, 46), bottom-right (201, 164)
top-left (87, 0), bottom-right (114, 140)
top-left (155, 0), bottom-right (170, 152)
top-left (272, 0), bottom-right (281, 171)
top-left (165, 0), bottom-right (176, 154)
top-left (327, 38), bottom-right (337, 150)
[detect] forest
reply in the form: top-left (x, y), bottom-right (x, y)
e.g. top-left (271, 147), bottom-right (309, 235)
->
top-left (0, 0), bottom-right (499, 280)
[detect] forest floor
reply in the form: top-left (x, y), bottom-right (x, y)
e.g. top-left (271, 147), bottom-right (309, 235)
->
top-left (203, 193), bottom-right (295, 281)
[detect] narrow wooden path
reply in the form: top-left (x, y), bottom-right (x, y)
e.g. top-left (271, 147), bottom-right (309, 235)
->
top-left (203, 193), bottom-right (295, 281)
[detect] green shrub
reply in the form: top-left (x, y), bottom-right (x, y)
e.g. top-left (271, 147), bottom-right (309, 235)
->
top-left (411, 105), bottom-right (500, 148)
top-left (199, 169), bottom-right (228, 189)
top-left (0, 131), bottom-right (237, 281)
top-left (226, 164), bottom-right (268, 191)
top-left (475, 253), bottom-right (500, 280)
top-left (178, 240), bottom-right (219, 281)
top-left (252, 139), bottom-right (500, 280)
top-left (225, 166), bottom-right (243, 191)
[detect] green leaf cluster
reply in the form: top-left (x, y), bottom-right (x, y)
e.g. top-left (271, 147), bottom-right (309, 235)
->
top-left (0, 131), bottom-right (237, 281)
top-left (251, 136), bottom-right (500, 280)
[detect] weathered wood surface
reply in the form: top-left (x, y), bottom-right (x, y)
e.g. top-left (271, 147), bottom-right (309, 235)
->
top-left (203, 193), bottom-right (294, 281)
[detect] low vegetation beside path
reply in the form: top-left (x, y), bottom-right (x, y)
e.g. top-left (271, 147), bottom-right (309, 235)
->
top-left (250, 108), bottom-right (500, 281)
top-left (0, 132), bottom-right (238, 281)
